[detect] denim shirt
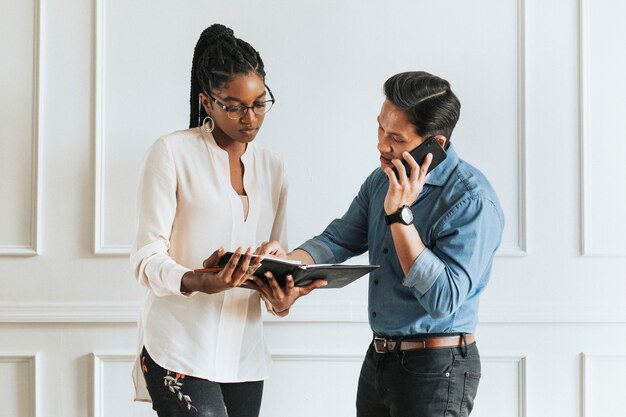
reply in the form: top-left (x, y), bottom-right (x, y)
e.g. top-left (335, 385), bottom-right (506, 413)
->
top-left (297, 144), bottom-right (504, 337)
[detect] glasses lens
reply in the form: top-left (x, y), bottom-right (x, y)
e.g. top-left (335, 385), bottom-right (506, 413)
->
top-left (253, 100), bottom-right (273, 115)
top-left (226, 107), bottom-right (246, 119)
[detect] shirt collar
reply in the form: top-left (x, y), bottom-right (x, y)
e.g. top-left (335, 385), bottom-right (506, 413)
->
top-left (425, 143), bottom-right (459, 187)
top-left (199, 127), bottom-right (255, 161)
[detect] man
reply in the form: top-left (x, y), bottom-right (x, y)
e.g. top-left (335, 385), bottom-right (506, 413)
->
top-left (256, 71), bottom-right (504, 416)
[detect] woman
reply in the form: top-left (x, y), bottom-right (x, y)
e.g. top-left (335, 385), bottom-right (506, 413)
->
top-left (130, 24), bottom-right (323, 417)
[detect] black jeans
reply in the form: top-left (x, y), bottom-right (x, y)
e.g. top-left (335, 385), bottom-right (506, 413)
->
top-left (141, 347), bottom-right (263, 417)
top-left (356, 340), bottom-right (481, 417)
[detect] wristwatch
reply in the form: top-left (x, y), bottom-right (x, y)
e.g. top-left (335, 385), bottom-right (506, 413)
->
top-left (385, 205), bottom-right (414, 226)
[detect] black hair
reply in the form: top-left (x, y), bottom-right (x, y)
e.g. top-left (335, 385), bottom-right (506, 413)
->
top-left (383, 71), bottom-right (461, 142)
top-left (189, 24), bottom-right (266, 128)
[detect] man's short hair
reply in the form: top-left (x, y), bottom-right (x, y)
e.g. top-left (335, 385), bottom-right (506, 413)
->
top-left (383, 71), bottom-right (461, 142)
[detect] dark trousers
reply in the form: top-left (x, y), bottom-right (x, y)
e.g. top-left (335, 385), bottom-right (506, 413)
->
top-left (141, 347), bottom-right (263, 417)
top-left (356, 341), bottom-right (481, 417)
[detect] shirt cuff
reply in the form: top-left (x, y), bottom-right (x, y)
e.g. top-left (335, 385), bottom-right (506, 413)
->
top-left (402, 248), bottom-right (446, 295)
top-left (166, 264), bottom-right (194, 296)
top-left (296, 238), bottom-right (335, 264)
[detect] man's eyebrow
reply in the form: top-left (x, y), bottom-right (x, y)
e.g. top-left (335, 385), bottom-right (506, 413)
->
top-left (377, 117), bottom-right (405, 138)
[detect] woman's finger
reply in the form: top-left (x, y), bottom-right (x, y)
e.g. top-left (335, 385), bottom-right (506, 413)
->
top-left (299, 279), bottom-right (327, 295)
top-left (221, 247), bottom-right (243, 282)
top-left (244, 278), bottom-right (261, 292)
top-left (202, 246), bottom-right (225, 268)
top-left (233, 247), bottom-right (254, 285)
top-left (265, 271), bottom-right (282, 294)
top-left (285, 275), bottom-right (295, 291)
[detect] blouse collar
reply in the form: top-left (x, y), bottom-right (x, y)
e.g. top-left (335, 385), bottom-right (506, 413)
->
top-left (199, 127), bottom-right (256, 162)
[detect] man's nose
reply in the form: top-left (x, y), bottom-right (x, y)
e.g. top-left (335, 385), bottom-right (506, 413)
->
top-left (377, 135), bottom-right (391, 153)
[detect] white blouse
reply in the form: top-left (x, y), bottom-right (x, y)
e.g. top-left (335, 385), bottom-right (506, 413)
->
top-left (130, 127), bottom-right (288, 401)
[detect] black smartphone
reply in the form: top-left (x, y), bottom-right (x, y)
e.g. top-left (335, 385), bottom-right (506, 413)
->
top-left (393, 136), bottom-right (447, 177)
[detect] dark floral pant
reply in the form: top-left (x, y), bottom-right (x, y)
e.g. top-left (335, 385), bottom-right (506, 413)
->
top-left (141, 347), bottom-right (263, 417)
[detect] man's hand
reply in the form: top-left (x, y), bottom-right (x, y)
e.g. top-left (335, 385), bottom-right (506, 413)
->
top-left (255, 243), bottom-right (316, 265)
top-left (255, 241), bottom-right (287, 258)
top-left (246, 271), bottom-right (326, 315)
top-left (383, 152), bottom-right (432, 215)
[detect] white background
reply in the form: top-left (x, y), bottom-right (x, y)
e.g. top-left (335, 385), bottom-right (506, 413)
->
top-left (1, 0), bottom-right (625, 416)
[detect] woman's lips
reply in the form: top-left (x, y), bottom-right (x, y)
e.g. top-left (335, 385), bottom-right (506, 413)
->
top-left (239, 127), bottom-right (258, 135)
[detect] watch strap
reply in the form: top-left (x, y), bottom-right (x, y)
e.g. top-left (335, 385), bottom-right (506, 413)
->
top-left (385, 205), bottom-right (412, 225)
top-left (385, 210), bottom-right (402, 225)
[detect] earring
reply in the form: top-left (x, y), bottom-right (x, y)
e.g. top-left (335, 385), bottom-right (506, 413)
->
top-left (197, 96), bottom-right (203, 127)
top-left (202, 115), bottom-right (215, 133)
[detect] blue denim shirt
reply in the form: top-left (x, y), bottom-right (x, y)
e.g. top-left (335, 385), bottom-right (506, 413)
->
top-left (298, 144), bottom-right (504, 337)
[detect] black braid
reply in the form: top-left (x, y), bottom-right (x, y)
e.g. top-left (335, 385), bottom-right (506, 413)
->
top-left (189, 24), bottom-right (266, 128)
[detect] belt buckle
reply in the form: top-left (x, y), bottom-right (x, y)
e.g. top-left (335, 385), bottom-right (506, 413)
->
top-left (374, 337), bottom-right (391, 353)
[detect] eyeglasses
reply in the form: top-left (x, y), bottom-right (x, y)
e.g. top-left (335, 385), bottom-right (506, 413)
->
top-left (206, 85), bottom-right (275, 120)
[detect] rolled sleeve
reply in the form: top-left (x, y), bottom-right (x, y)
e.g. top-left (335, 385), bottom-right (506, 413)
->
top-left (296, 176), bottom-right (372, 264)
top-left (297, 238), bottom-right (336, 264)
top-left (402, 247), bottom-right (446, 295)
top-left (131, 240), bottom-right (193, 297)
top-left (130, 138), bottom-right (194, 297)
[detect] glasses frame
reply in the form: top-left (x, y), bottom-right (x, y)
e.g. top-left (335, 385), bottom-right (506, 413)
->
top-left (206, 84), bottom-right (275, 120)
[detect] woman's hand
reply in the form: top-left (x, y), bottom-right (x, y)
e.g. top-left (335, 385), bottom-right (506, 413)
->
top-left (181, 247), bottom-right (262, 294)
top-left (201, 246), bottom-right (227, 269)
top-left (383, 152), bottom-right (432, 215)
top-left (246, 271), bottom-right (326, 315)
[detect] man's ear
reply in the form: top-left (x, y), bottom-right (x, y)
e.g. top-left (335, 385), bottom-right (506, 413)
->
top-left (434, 134), bottom-right (447, 149)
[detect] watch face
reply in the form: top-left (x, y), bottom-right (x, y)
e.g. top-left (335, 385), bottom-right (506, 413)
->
top-left (400, 207), bottom-right (414, 224)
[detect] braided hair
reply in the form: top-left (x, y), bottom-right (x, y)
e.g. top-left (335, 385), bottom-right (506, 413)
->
top-left (383, 71), bottom-right (461, 142)
top-left (189, 24), bottom-right (266, 128)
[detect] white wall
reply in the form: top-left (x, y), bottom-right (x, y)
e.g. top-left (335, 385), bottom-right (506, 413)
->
top-left (1, 0), bottom-right (625, 416)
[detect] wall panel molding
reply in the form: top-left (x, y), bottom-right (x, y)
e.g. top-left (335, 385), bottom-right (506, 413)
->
top-left (499, 0), bottom-right (528, 257)
top-left (92, 353), bottom-right (135, 417)
top-left (0, 0), bottom-right (42, 257)
top-left (481, 355), bottom-right (527, 417)
top-left (3, 301), bottom-right (626, 324)
top-left (270, 352), bottom-right (363, 362)
top-left (93, 0), bottom-right (131, 256)
top-left (0, 302), bottom-right (140, 323)
top-left (582, 353), bottom-right (626, 417)
top-left (579, 0), bottom-right (626, 256)
top-left (0, 353), bottom-right (39, 417)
